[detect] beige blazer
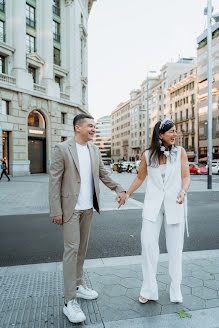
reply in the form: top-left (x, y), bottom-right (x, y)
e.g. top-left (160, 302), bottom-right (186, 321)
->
top-left (49, 138), bottom-right (124, 222)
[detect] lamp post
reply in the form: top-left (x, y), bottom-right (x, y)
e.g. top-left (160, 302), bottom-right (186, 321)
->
top-left (146, 71), bottom-right (156, 147)
top-left (204, 0), bottom-right (213, 189)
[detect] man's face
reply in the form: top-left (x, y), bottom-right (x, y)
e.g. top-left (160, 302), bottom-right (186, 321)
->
top-left (75, 118), bottom-right (96, 141)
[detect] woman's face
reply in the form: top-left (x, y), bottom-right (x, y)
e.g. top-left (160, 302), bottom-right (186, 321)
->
top-left (160, 125), bottom-right (177, 147)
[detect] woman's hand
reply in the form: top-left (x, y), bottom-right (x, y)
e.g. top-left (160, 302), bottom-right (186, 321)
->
top-left (176, 191), bottom-right (185, 204)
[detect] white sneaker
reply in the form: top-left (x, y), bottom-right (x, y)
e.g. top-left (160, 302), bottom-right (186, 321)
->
top-left (63, 299), bottom-right (86, 323)
top-left (77, 285), bottom-right (98, 300)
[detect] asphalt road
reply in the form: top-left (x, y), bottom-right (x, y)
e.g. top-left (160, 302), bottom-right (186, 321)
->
top-left (0, 191), bottom-right (218, 267)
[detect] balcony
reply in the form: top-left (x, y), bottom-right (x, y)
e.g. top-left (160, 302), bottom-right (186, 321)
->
top-left (0, 73), bottom-right (16, 85)
top-left (60, 92), bottom-right (70, 101)
top-left (26, 18), bottom-right (36, 29)
top-left (53, 5), bottom-right (60, 16)
top-left (34, 83), bottom-right (46, 93)
top-left (53, 33), bottom-right (60, 43)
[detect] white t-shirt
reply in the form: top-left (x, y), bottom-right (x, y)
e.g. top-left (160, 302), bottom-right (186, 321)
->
top-left (75, 143), bottom-right (94, 210)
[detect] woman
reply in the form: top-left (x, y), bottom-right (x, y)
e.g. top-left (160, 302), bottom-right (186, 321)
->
top-left (124, 118), bottom-right (190, 304)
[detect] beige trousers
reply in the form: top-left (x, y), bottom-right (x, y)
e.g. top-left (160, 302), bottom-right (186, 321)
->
top-left (62, 208), bottom-right (93, 302)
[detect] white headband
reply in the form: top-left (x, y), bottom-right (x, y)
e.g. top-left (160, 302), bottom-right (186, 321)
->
top-left (159, 118), bottom-right (173, 131)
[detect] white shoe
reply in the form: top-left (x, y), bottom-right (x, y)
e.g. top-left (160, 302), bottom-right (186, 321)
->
top-left (63, 299), bottom-right (86, 323)
top-left (77, 285), bottom-right (98, 300)
top-left (139, 296), bottom-right (149, 304)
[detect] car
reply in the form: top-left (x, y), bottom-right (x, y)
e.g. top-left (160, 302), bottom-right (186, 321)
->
top-left (206, 161), bottom-right (219, 175)
top-left (189, 163), bottom-right (208, 175)
top-left (135, 160), bottom-right (141, 173)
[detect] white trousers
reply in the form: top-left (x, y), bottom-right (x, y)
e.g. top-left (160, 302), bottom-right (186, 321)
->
top-left (140, 203), bottom-right (185, 302)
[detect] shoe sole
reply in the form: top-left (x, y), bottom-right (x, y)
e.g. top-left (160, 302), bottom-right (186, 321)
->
top-left (63, 306), bottom-right (86, 323)
top-left (77, 292), bottom-right (98, 300)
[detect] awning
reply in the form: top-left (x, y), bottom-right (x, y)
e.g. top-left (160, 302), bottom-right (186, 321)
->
top-left (199, 157), bottom-right (208, 162)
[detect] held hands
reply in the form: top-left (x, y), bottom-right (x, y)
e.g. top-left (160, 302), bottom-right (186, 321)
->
top-left (115, 192), bottom-right (129, 209)
top-left (176, 191), bottom-right (186, 204)
top-left (52, 215), bottom-right (63, 225)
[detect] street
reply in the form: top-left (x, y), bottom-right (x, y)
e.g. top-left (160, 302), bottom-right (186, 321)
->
top-left (0, 190), bottom-right (218, 266)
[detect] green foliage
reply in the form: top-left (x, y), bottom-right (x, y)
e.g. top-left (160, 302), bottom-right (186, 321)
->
top-left (176, 310), bottom-right (192, 318)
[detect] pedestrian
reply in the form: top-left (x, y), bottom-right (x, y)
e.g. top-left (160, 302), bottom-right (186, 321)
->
top-left (0, 159), bottom-right (10, 181)
top-left (128, 165), bottom-right (133, 173)
top-left (121, 118), bottom-right (190, 304)
top-left (49, 113), bottom-right (126, 324)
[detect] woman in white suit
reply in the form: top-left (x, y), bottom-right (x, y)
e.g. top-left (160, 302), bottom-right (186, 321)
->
top-left (125, 119), bottom-right (190, 304)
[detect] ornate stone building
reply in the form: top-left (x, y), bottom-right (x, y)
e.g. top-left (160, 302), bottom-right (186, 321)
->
top-left (0, 0), bottom-right (96, 176)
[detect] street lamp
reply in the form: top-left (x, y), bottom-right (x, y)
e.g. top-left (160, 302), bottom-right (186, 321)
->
top-left (204, 0), bottom-right (213, 189)
top-left (146, 71), bottom-right (156, 147)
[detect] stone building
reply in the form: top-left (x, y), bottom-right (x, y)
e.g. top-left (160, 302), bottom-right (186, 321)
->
top-left (197, 21), bottom-right (219, 161)
top-left (93, 115), bottom-right (111, 164)
top-left (168, 67), bottom-right (199, 161)
top-left (0, 0), bottom-right (95, 176)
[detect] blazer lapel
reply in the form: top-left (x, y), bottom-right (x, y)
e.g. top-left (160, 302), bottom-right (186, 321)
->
top-left (68, 138), bottom-right (80, 174)
top-left (87, 142), bottom-right (96, 179)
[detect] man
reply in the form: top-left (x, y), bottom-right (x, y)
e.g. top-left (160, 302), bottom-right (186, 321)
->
top-left (49, 114), bottom-right (126, 324)
top-left (0, 159), bottom-right (10, 181)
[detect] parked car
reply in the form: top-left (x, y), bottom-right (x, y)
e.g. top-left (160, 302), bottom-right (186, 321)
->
top-left (189, 163), bottom-right (208, 175)
top-left (206, 161), bottom-right (219, 175)
top-left (113, 163), bottom-right (127, 173)
top-left (135, 160), bottom-right (141, 173)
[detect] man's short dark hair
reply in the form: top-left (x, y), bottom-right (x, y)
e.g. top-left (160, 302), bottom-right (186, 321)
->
top-left (73, 114), bottom-right (94, 131)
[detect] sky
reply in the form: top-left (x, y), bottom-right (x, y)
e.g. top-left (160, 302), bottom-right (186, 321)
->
top-left (88, 0), bottom-right (219, 120)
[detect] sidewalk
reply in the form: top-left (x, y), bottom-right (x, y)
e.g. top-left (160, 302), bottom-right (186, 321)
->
top-left (1, 250), bottom-right (219, 328)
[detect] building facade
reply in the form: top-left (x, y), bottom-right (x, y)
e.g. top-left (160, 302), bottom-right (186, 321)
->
top-left (111, 100), bottom-right (131, 162)
top-left (0, 0), bottom-right (95, 176)
top-left (197, 22), bottom-right (219, 160)
top-left (168, 67), bottom-right (199, 161)
top-left (93, 115), bottom-right (111, 164)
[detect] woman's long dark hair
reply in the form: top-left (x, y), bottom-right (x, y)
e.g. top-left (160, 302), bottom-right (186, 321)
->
top-left (147, 120), bottom-right (174, 167)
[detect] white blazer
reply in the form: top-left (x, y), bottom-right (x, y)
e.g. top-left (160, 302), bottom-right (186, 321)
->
top-left (142, 146), bottom-right (186, 225)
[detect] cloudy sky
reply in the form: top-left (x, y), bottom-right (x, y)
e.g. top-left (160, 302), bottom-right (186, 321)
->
top-left (88, 0), bottom-right (219, 119)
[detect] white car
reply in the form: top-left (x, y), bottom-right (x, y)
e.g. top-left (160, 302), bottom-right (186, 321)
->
top-left (212, 162), bottom-right (219, 175)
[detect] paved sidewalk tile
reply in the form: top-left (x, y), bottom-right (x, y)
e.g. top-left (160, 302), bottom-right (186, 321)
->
top-left (1, 253), bottom-right (219, 327)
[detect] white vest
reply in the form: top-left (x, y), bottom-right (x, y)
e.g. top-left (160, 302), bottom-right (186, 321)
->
top-left (142, 146), bottom-right (185, 225)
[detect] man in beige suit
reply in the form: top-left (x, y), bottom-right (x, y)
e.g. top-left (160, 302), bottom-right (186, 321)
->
top-left (49, 114), bottom-right (126, 324)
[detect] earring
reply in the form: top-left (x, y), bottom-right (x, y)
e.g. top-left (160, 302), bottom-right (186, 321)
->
top-left (159, 139), bottom-right (162, 145)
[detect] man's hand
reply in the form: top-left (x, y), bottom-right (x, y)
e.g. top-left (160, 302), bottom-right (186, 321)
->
top-left (115, 192), bottom-right (128, 209)
top-left (52, 215), bottom-right (63, 225)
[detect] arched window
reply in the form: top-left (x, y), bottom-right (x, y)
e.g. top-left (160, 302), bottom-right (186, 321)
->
top-left (28, 110), bottom-right (45, 128)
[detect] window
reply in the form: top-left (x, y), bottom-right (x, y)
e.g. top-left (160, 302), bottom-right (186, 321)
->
top-left (192, 121), bottom-right (195, 133)
top-left (28, 66), bottom-right (37, 83)
top-left (26, 4), bottom-right (35, 28)
top-left (53, 0), bottom-right (60, 16)
top-left (192, 136), bottom-right (195, 148)
top-left (192, 107), bottom-right (194, 118)
top-left (175, 113), bottom-right (177, 122)
top-left (180, 111), bottom-right (182, 121)
top-left (186, 123), bottom-right (188, 132)
top-left (82, 85), bottom-right (86, 105)
top-left (2, 100), bottom-right (9, 115)
top-left (54, 47), bottom-right (61, 66)
top-left (0, 0), bottom-right (5, 13)
top-left (61, 112), bottom-right (66, 124)
top-left (55, 75), bottom-right (63, 91)
top-left (0, 55), bottom-right (5, 73)
top-left (0, 20), bottom-right (5, 42)
top-left (186, 108), bottom-right (188, 119)
top-left (26, 34), bottom-right (35, 53)
top-left (53, 21), bottom-right (60, 42)
top-left (191, 94), bottom-right (195, 104)
top-left (185, 137), bottom-right (188, 149)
